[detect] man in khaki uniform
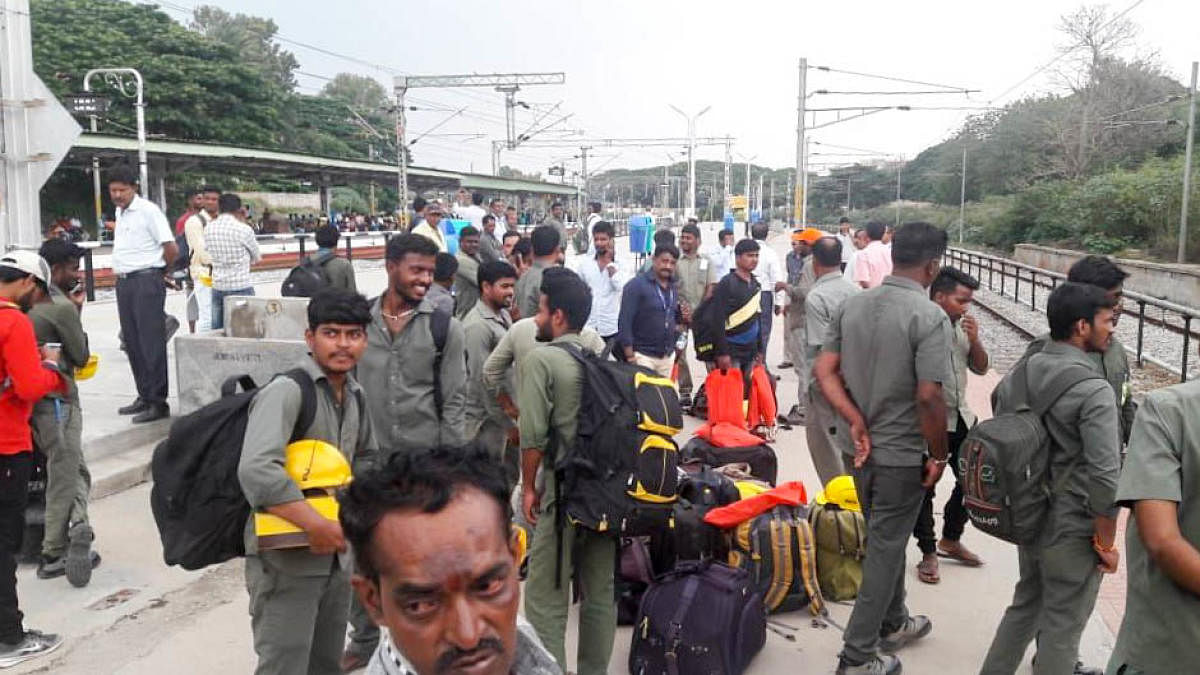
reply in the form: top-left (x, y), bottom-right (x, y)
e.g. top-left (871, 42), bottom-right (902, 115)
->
top-left (802, 237), bottom-right (857, 486)
top-left (239, 288), bottom-right (378, 675)
top-left (513, 226), bottom-right (562, 320)
top-left (30, 240), bottom-right (98, 587)
top-left (981, 282), bottom-right (1121, 675)
top-left (1107, 362), bottom-right (1200, 674)
top-left (784, 228), bottom-right (822, 424)
top-left (454, 226), bottom-right (483, 320)
top-left (518, 269), bottom-right (615, 675)
top-left (463, 260), bottom-right (517, 484)
top-left (674, 223), bottom-right (715, 409)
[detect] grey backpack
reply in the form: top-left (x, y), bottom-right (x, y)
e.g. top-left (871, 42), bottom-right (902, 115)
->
top-left (958, 355), bottom-right (1101, 546)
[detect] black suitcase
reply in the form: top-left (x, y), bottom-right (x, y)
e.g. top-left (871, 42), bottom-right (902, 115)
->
top-left (629, 561), bottom-right (767, 675)
top-left (681, 437), bottom-right (778, 486)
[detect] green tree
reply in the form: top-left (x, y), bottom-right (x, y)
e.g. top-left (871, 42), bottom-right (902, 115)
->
top-left (31, 0), bottom-right (284, 146)
top-left (319, 73), bottom-right (389, 110)
top-left (190, 5), bottom-right (299, 92)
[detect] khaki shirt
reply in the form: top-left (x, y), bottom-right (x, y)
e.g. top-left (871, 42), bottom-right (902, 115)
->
top-left (822, 275), bottom-right (951, 467)
top-left (29, 286), bottom-right (89, 401)
top-left (785, 257), bottom-right (817, 332)
top-left (1024, 341), bottom-right (1120, 543)
top-left (454, 252), bottom-right (481, 321)
top-left (1109, 380), bottom-right (1200, 672)
top-left (359, 297), bottom-right (467, 458)
top-left (463, 300), bottom-right (513, 435)
top-left (804, 270), bottom-right (858, 365)
top-left (676, 251), bottom-right (716, 309)
top-left (481, 317), bottom-right (605, 402)
top-left (518, 333), bottom-right (589, 458)
top-left (307, 250), bottom-right (357, 293)
top-left (944, 319), bottom-right (988, 430)
top-left (238, 357), bottom-right (377, 576)
top-left (514, 259), bottom-right (553, 320)
top-left (1027, 333), bottom-right (1136, 443)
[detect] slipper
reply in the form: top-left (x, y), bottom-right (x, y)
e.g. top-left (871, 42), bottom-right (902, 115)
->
top-left (917, 556), bottom-right (940, 584)
top-left (937, 541), bottom-right (984, 567)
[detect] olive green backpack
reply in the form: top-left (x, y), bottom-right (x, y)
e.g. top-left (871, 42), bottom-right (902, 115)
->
top-left (808, 501), bottom-right (867, 601)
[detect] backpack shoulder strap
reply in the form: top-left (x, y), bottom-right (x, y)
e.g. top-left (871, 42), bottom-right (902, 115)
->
top-left (1030, 364), bottom-right (1103, 417)
top-left (430, 306), bottom-right (451, 419)
top-left (282, 368), bottom-right (318, 443)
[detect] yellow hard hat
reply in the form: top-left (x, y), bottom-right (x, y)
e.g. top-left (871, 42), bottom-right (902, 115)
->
top-left (814, 475), bottom-right (861, 512)
top-left (74, 354), bottom-right (99, 381)
top-left (284, 439), bottom-right (352, 491)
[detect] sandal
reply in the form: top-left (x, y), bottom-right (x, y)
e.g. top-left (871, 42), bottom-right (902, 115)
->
top-left (937, 539), bottom-right (984, 567)
top-left (917, 554), bottom-right (940, 584)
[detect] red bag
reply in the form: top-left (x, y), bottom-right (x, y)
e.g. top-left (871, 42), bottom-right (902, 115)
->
top-left (746, 365), bottom-right (777, 430)
top-left (703, 481), bottom-right (809, 529)
top-left (704, 368), bottom-right (746, 428)
top-left (694, 421), bottom-right (763, 449)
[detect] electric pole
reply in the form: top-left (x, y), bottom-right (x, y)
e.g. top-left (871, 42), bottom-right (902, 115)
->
top-left (770, 178), bottom-right (776, 224)
top-left (959, 145), bottom-right (968, 245)
top-left (1179, 61), bottom-right (1197, 263)
top-left (795, 57), bottom-right (807, 227)
top-left (723, 138), bottom-right (732, 217)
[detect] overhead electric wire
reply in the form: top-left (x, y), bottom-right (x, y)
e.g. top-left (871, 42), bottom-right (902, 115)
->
top-left (808, 64), bottom-right (972, 92)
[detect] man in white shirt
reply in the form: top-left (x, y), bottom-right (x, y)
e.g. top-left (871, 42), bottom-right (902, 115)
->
top-left (183, 185), bottom-right (219, 333)
top-left (572, 221), bottom-right (627, 341)
top-left (203, 193), bottom-right (262, 331)
top-left (843, 228), bottom-right (869, 284)
top-left (583, 201), bottom-right (603, 256)
top-left (749, 222), bottom-right (786, 355)
top-left (488, 199), bottom-right (508, 236)
top-left (836, 217), bottom-right (856, 272)
top-left (454, 190), bottom-right (487, 231)
top-left (108, 166), bottom-right (178, 424)
top-left (711, 228), bottom-right (736, 281)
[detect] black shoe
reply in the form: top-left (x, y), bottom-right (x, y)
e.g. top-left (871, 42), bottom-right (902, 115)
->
top-left (1072, 662), bottom-right (1103, 675)
top-left (836, 653), bottom-right (901, 675)
top-left (66, 524), bottom-right (97, 588)
top-left (36, 556), bottom-right (65, 580)
top-left (131, 403), bottom-right (169, 424)
top-left (777, 361), bottom-right (793, 370)
top-left (117, 398), bottom-right (148, 415)
top-left (880, 615), bottom-right (932, 653)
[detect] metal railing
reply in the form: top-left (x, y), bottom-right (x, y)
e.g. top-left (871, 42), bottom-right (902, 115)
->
top-left (945, 246), bottom-right (1200, 382)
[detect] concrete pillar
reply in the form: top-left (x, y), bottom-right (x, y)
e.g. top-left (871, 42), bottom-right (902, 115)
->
top-left (152, 158), bottom-right (168, 211)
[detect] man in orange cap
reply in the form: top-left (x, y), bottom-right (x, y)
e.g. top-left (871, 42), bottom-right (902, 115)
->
top-left (781, 228), bottom-right (824, 425)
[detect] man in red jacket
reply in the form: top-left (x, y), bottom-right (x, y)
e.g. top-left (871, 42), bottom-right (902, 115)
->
top-left (0, 250), bottom-right (65, 668)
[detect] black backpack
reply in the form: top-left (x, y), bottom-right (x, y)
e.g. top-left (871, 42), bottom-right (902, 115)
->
top-left (280, 250), bottom-right (335, 297)
top-left (728, 504), bottom-right (824, 615)
top-left (959, 355), bottom-right (1102, 546)
top-left (548, 343), bottom-right (683, 539)
top-left (150, 370), bottom-right (316, 570)
top-left (170, 230), bottom-right (191, 277)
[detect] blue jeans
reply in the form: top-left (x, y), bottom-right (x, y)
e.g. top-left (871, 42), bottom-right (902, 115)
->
top-left (211, 287), bottom-right (254, 330)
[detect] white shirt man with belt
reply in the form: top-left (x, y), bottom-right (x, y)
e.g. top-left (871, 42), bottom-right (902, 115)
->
top-left (572, 221), bottom-right (628, 341)
top-left (108, 167), bottom-right (178, 423)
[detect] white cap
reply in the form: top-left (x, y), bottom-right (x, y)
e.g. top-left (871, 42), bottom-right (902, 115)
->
top-left (0, 250), bottom-right (50, 286)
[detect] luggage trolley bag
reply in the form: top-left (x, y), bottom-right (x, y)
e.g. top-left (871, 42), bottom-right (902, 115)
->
top-left (682, 437), bottom-right (778, 486)
top-left (629, 561), bottom-right (767, 675)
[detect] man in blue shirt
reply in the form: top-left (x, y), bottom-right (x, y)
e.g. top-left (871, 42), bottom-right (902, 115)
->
top-left (616, 245), bottom-right (681, 378)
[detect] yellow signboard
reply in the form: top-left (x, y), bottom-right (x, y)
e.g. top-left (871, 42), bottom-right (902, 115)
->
top-left (728, 195), bottom-right (748, 209)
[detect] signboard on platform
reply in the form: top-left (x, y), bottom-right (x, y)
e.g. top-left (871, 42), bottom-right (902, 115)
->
top-left (728, 194), bottom-right (748, 210)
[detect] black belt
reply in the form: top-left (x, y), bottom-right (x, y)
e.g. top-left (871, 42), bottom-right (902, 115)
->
top-left (116, 267), bottom-right (165, 280)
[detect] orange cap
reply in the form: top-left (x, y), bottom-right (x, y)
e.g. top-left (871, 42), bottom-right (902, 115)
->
top-left (794, 227), bottom-right (824, 244)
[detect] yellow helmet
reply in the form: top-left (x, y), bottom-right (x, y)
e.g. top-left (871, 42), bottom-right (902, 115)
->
top-left (284, 439), bottom-right (352, 491)
top-left (814, 475), bottom-right (861, 512)
top-left (74, 354), bottom-right (99, 381)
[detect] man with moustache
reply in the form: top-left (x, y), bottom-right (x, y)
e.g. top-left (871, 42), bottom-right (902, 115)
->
top-left (462, 260), bottom-right (519, 487)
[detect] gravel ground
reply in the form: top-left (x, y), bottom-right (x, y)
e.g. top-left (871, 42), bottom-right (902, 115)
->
top-left (968, 278), bottom-right (1195, 392)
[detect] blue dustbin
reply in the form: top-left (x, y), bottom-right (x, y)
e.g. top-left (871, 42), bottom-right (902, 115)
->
top-left (443, 219), bottom-right (467, 255)
top-left (630, 216), bottom-right (653, 254)
top-left (723, 215), bottom-right (735, 232)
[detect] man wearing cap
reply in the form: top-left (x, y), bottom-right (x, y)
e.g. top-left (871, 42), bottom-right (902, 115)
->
top-left (411, 202), bottom-right (448, 253)
top-left (782, 228), bottom-right (822, 425)
top-left (108, 165), bottom-right (179, 424)
top-left (0, 250), bottom-right (65, 668)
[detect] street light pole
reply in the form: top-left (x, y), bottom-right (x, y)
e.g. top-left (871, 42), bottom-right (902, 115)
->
top-left (84, 68), bottom-right (146, 197)
top-left (1180, 61), bottom-right (1198, 263)
top-left (669, 104), bottom-right (711, 219)
top-left (394, 82), bottom-right (409, 223)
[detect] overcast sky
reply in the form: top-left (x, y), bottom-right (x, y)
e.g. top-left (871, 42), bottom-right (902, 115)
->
top-left (158, 0), bottom-right (1199, 179)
